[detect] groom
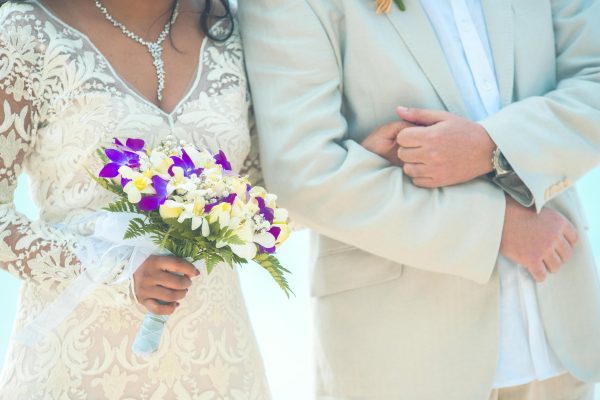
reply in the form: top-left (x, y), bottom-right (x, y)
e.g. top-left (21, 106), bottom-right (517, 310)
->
top-left (240, 0), bottom-right (600, 399)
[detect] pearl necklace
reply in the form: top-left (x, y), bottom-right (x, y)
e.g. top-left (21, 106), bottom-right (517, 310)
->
top-left (94, 0), bottom-right (180, 101)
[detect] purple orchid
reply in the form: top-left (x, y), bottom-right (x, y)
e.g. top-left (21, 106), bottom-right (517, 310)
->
top-left (258, 226), bottom-right (281, 254)
top-left (214, 150), bottom-right (232, 171)
top-left (169, 149), bottom-right (203, 178)
top-left (121, 177), bottom-right (132, 188)
top-left (204, 193), bottom-right (237, 214)
top-left (113, 138), bottom-right (145, 152)
top-left (98, 138), bottom-right (146, 179)
top-left (99, 149), bottom-right (141, 178)
top-left (138, 176), bottom-right (169, 212)
top-left (223, 193), bottom-right (238, 205)
top-left (255, 197), bottom-right (274, 224)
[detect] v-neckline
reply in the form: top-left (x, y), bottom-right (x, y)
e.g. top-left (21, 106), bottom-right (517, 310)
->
top-left (35, 0), bottom-right (208, 118)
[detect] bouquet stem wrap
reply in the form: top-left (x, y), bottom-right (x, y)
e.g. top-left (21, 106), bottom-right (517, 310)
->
top-left (131, 267), bottom-right (191, 357)
top-left (132, 312), bottom-right (170, 356)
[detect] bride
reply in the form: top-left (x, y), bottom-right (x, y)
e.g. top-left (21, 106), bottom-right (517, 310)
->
top-left (0, 0), bottom-right (270, 398)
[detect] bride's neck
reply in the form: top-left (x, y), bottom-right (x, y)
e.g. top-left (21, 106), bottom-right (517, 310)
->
top-left (95, 0), bottom-right (181, 27)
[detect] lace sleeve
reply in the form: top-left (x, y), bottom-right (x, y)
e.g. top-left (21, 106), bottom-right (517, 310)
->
top-left (0, 12), bottom-right (79, 283)
top-left (0, 9), bottom-right (129, 295)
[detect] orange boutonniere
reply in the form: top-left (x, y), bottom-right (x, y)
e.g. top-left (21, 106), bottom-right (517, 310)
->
top-left (375, 0), bottom-right (406, 13)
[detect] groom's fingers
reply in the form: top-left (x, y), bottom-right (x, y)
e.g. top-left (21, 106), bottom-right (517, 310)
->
top-left (396, 126), bottom-right (426, 148)
top-left (397, 147), bottom-right (426, 163)
top-left (402, 162), bottom-right (428, 179)
top-left (529, 263), bottom-right (548, 283)
top-left (397, 106), bottom-right (452, 126)
top-left (411, 177), bottom-right (437, 188)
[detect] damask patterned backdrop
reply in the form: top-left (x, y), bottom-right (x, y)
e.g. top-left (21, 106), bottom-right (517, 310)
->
top-left (1, 170), bottom-right (599, 400)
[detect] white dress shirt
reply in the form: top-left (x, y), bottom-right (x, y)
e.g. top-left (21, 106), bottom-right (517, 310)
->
top-left (418, 0), bottom-right (566, 388)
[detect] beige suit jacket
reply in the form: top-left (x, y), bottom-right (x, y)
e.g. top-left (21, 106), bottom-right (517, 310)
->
top-left (239, 0), bottom-right (600, 398)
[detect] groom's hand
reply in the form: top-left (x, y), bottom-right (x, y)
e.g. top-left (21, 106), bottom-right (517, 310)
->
top-left (501, 196), bottom-right (579, 282)
top-left (395, 107), bottom-right (496, 188)
top-left (134, 255), bottom-right (199, 315)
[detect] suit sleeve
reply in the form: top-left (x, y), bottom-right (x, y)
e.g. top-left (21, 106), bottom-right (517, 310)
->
top-left (238, 0), bottom-right (507, 284)
top-left (480, 0), bottom-right (600, 212)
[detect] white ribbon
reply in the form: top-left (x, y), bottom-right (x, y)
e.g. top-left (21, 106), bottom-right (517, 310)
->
top-left (16, 211), bottom-right (162, 347)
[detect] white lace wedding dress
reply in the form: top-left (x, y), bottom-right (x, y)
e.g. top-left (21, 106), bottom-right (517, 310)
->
top-left (0, 2), bottom-right (271, 399)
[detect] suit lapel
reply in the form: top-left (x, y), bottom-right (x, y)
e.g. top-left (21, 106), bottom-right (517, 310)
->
top-left (482, 0), bottom-right (515, 106)
top-left (384, 3), bottom-right (467, 116)
top-left (385, 0), bottom-right (516, 111)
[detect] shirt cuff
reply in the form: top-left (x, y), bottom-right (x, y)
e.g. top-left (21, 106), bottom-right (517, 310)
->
top-left (492, 172), bottom-right (535, 207)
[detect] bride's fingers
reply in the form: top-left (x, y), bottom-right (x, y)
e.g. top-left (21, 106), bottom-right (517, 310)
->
top-left (157, 256), bottom-right (199, 278)
top-left (145, 285), bottom-right (188, 303)
top-left (152, 270), bottom-right (193, 290)
top-left (142, 298), bottom-right (179, 316)
top-left (386, 121), bottom-right (414, 137)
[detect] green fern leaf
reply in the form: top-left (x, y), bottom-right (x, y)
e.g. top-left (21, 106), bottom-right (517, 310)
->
top-left (124, 218), bottom-right (148, 239)
top-left (104, 199), bottom-right (139, 214)
top-left (203, 251), bottom-right (224, 274)
top-left (254, 254), bottom-right (293, 297)
top-left (96, 148), bottom-right (110, 164)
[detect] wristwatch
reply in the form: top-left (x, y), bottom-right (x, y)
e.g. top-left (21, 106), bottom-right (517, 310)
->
top-left (491, 147), bottom-right (512, 177)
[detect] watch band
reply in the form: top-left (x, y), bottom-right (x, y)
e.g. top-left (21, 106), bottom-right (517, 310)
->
top-left (491, 147), bottom-right (512, 177)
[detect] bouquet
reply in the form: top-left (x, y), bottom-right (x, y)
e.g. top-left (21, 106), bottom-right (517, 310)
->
top-left (93, 136), bottom-right (291, 356)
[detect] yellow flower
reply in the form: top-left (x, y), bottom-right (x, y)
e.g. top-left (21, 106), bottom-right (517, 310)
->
top-left (265, 193), bottom-right (278, 209)
top-left (274, 223), bottom-right (290, 246)
top-left (231, 178), bottom-right (250, 198)
top-left (249, 186), bottom-right (267, 199)
top-left (274, 208), bottom-right (289, 224)
top-left (132, 176), bottom-right (150, 191)
top-left (154, 157), bottom-right (174, 175)
top-left (208, 202), bottom-right (232, 229)
top-left (193, 197), bottom-right (206, 216)
top-left (171, 166), bottom-right (185, 184)
top-left (159, 200), bottom-right (184, 219)
top-left (122, 173), bottom-right (153, 203)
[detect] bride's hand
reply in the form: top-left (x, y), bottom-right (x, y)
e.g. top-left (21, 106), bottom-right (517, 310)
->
top-left (133, 255), bottom-right (199, 315)
top-left (361, 121), bottom-right (413, 166)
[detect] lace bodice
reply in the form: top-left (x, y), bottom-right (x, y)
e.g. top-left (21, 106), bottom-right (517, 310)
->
top-left (0, 2), bottom-right (269, 399)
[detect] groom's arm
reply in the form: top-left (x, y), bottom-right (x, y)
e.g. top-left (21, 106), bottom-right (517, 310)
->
top-left (238, 0), bottom-right (507, 284)
top-left (395, 0), bottom-right (600, 211)
top-left (479, 0), bottom-right (600, 212)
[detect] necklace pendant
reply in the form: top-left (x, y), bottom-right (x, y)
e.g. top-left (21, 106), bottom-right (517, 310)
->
top-left (94, 0), bottom-right (180, 103)
top-left (148, 43), bottom-right (166, 101)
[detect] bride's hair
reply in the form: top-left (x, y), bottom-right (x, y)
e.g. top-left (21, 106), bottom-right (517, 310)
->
top-left (170, 0), bottom-right (234, 42)
top-left (189, 0), bottom-right (234, 41)
top-left (0, 0), bottom-right (234, 42)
